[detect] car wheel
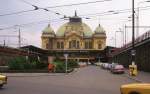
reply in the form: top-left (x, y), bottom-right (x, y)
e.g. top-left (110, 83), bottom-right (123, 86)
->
top-left (0, 84), bottom-right (3, 88)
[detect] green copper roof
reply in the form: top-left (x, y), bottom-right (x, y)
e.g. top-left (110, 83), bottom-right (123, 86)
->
top-left (56, 22), bottom-right (93, 37)
top-left (42, 24), bottom-right (55, 34)
top-left (95, 24), bottom-right (106, 34)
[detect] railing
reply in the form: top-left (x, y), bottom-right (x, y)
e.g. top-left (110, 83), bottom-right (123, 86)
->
top-left (111, 30), bottom-right (150, 56)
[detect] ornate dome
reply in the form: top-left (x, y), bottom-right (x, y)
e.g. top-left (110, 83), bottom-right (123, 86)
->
top-left (56, 22), bottom-right (93, 37)
top-left (56, 12), bottom-right (93, 37)
top-left (42, 24), bottom-right (55, 34)
top-left (95, 24), bottom-right (106, 34)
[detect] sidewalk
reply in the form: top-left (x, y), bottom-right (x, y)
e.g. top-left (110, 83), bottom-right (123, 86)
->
top-left (2, 68), bottom-right (78, 77)
top-left (2, 73), bottom-right (66, 77)
top-left (125, 70), bottom-right (150, 83)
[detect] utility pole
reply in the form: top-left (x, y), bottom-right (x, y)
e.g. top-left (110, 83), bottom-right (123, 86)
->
top-left (3, 40), bottom-right (6, 46)
top-left (124, 25), bottom-right (127, 47)
top-left (18, 28), bottom-right (21, 48)
top-left (131, 0), bottom-right (136, 65)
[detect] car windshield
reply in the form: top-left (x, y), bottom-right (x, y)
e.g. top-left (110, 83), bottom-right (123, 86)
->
top-left (115, 65), bottom-right (124, 69)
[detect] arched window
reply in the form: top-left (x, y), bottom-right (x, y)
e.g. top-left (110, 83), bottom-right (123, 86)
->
top-left (72, 40), bottom-right (76, 48)
top-left (57, 42), bottom-right (60, 49)
top-left (61, 42), bottom-right (64, 49)
top-left (69, 41), bottom-right (71, 48)
top-left (69, 40), bottom-right (80, 49)
top-left (46, 43), bottom-right (49, 49)
top-left (84, 41), bottom-right (88, 49)
top-left (77, 41), bottom-right (79, 49)
top-left (98, 44), bottom-right (102, 49)
top-left (89, 41), bottom-right (92, 49)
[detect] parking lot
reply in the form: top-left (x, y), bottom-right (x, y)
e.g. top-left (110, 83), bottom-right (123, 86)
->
top-left (1, 66), bottom-right (142, 94)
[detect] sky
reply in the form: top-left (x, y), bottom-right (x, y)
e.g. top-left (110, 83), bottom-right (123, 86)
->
top-left (0, 0), bottom-right (150, 48)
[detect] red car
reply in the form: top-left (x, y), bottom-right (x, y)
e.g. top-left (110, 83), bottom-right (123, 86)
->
top-left (111, 65), bottom-right (125, 74)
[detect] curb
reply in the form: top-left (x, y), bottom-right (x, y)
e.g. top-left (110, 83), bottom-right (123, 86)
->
top-left (5, 73), bottom-right (66, 77)
top-left (124, 71), bottom-right (142, 83)
top-left (5, 68), bottom-right (79, 77)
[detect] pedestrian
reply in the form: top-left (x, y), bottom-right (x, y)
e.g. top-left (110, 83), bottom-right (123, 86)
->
top-left (48, 63), bottom-right (54, 72)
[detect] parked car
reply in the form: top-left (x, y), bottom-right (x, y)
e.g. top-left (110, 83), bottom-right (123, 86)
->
top-left (95, 62), bottom-right (102, 66)
top-left (78, 62), bottom-right (87, 67)
top-left (0, 74), bottom-right (7, 88)
top-left (111, 65), bottom-right (125, 74)
top-left (120, 83), bottom-right (150, 94)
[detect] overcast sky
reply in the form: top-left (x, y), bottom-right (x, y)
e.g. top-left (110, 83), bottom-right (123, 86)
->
top-left (0, 0), bottom-right (150, 48)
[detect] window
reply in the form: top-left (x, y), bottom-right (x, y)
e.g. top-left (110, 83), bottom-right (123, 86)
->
top-left (98, 44), bottom-right (102, 49)
top-left (46, 43), bottom-right (49, 49)
top-left (85, 41), bottom-right (88, 49)
top-left (61, 42), bottom-right (64, 49)
top-left (77, 41), bottom-right (80, 49)
top-left (57, 42), bottom-right (60, 49)
top-left (84, 41), bottom-right (92, 49)
top-left (89, 41), bottom-right (92, 49)
top-left (69, 41), bottom-right (71, 48)
top-left (69, 40), bottom-right (80, 49)
top-left (72, 40), bottom-right (76, 48)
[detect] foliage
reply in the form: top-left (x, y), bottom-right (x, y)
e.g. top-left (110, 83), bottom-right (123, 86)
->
top-left (52, 61), bottom-right (66, 73)
top-left (52, 60), bottom-right (78, 73)
top-left (7, 56), bottom-right (47, 70)
top-left (8, 57), bottom-right (26, 70)
top-left (68, 60), bottom-right (79, 68)
top-left (35, 61), bottom-right (47, 69)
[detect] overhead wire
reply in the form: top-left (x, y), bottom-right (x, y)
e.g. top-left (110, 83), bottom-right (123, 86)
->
top-left (1, 6), bottom-right (150, 31)
top-left (18, 0), bottom-right (63, 16)
top-left (1, 3), bottom-right (150, 31)
top-left (45, 0), bottom-right (112, 8)
top-left (0, 0), bottom-right (112, 17)
top-left (0, 18), bottom-right (65, 30)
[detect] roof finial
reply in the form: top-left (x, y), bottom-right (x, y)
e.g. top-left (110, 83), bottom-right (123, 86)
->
top-left (48, 24), bottom-right (50, 27)
top-left (75, 10), bottom-right (77, 16)
top-left (98, 16), bottom-right (101, 27)
top-left (48, 17), bottom-right (51, 27)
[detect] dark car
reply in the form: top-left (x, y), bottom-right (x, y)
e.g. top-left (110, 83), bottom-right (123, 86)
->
top-left (111, 65), bottom-right (125, 74)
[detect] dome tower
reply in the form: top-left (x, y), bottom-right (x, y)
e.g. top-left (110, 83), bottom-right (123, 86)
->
top-left (41, 24), bottom-right (55, 49)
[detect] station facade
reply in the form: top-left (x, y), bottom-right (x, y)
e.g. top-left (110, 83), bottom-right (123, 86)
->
top-left (41, 12), bottom-right (107, 62)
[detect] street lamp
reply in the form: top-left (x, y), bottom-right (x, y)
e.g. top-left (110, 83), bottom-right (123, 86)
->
top-left (136, 0), bottom-right (150, 38)
top-left (64, 53), bottom-right (68, 73)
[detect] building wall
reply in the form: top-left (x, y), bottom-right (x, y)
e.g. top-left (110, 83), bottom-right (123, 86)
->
top-left (42, 35), bottom-right (106, 50)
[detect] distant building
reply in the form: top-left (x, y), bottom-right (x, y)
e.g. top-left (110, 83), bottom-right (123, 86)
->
top-left (41, 12), bottom-right (106, 62)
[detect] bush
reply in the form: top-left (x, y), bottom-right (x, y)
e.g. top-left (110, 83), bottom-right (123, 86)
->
top-left (35, 61), bottom-right (47, 69)
top-left (7, 57), bottom-right (47, 70)
top-left (52, 61), bottom-right (66, 73)
top-left (8, 57), bottom-right (26, 70)
top-left (68, 61), bottom-right (79, 68)
top-left (52, 60), bottom-right (78, 73)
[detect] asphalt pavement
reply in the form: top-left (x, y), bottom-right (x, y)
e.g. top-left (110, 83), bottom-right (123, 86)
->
top-left (0, 66), bottom-right (144, 94)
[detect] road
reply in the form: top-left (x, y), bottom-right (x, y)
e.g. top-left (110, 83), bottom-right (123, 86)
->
top-left (0, 66), bottom-right (135, 94)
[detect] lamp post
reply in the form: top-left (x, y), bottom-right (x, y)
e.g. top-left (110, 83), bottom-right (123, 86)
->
top-left (64, 54), bottom-right (68, 73)
top-left (137, 0), bottom-right (150, 38)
